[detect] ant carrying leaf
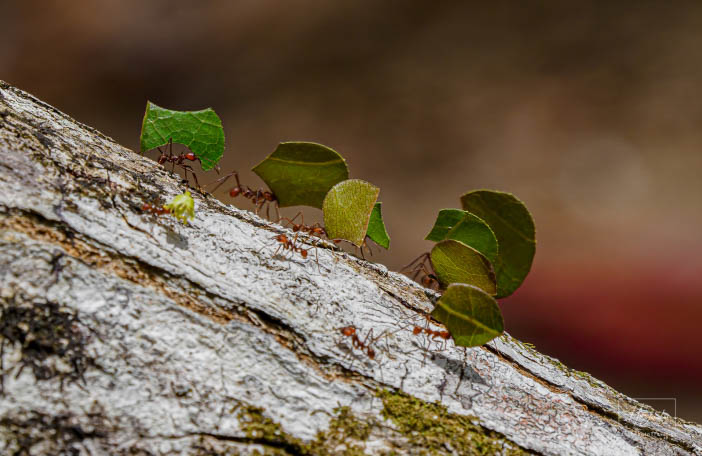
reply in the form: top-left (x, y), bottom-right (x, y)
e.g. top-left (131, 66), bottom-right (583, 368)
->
top-left (140, 101), bottom-right (225, 171)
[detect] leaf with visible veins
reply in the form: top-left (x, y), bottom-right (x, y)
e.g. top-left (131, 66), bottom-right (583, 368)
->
top-left (140, 101), bottom-right (225, 171)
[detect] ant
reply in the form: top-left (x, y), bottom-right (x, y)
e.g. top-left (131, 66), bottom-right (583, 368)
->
top-left (271, 233), bottom-right (309, 259)
top-left (153, 138), bottom-right (202, 188)
top-left (207, 171), bottom-right (279, 219)
top-left (400, 252), bottom-right (440, 290)
top-left (339, 326), bottom-right (377, 360)
top-left (279, 212), bottom-right (326, 238)
top-left (412, 325), bottom-right (451, 342)
top-left (141, 202), bottom-right (170, 216)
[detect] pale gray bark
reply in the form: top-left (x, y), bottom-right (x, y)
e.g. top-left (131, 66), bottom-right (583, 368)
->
top-left (0, 80), bottom-right (699, 455)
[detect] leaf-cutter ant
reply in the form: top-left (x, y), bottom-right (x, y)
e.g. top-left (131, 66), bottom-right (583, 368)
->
top-left (153, 138), bottom-right (202, 188)
top-left (339, 325), bottom-right (378, 360)
top-left (401, 252), bottom-right (439, 290)
top-left (141, 202), bottom-right (170, 216)
top-left (207, 171), bottom-right (279, 219)
top-left (279, 212), bottom-right (326, 238)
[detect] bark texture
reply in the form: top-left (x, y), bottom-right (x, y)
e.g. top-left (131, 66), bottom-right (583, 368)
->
top-left (0, 80), bottom-right (700, 456)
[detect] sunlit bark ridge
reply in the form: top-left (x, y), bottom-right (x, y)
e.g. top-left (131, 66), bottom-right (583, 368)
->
top-left (0, 80), bottom-right (700, 455)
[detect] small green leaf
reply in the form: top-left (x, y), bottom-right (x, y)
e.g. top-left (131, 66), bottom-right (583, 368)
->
top-left (323, 179), bottom-right (379, 247)
top-left (366, 202), bottom-right (390, 249)
top-left (461, 190), bottom-right (535, 298)
top-left (252, 142), bottom-right (349, 208)
top-left (140, 102), bottom-right (225, 171)
top-left (431, 283), bottom-right (504, 347)
top-left (425, 209), bottom-right (465, 241)
top-left (430, 240), bottom-right (496, 295)
top-left (425, 209), bottom-right (498, 265)
top-left (164, 191), bottom-right (195, 224)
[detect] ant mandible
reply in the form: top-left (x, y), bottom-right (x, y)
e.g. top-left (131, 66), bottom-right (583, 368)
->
top-left (154, 138), bottom-right (201, 188)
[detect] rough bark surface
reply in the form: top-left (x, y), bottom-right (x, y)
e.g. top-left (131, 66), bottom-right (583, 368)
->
top-left (0, 80), bottom-right (700, 456)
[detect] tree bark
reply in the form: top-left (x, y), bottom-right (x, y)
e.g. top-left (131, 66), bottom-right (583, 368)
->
top-left (0, 80), bottom-right (699, 456)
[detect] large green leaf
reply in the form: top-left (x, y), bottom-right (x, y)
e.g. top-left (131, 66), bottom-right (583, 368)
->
top-left (430, 240), bottom-right (496, 295)
top-left (461, 190), bottom-right (535, 298)
top-left (323, 179), bottom-right (379, 247)
top-left (252, 142), bottom-right (349, 208)
top-left (425, 209), bottom-right (498, 265)
top-left (431, 283), bottom-right (504, 347)
top-left (140, 101), bottom-right (224, 171)
top-left (366, 202), bottom-right (390, 249)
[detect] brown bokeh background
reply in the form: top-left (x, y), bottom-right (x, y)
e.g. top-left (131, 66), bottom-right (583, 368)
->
top-left (3, 1), bottom-right (700, 421)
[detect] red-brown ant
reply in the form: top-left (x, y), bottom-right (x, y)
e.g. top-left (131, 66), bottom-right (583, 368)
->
top-left (279, 212), bottom-right (326, 238)
top-left (401, 252), bottom-right (440, 290)
top-left (339, 326), bottom-right (376, 360)
top-left (406, 313), bottom-right (452, 354)
top-left (207, 171), bottom-right (279, 219)
top-left (271, 233), bottom-right (309, 259)
top-left (141, 202), bottom-right (170, 216)
top-left (153, 138), bottom-right (202, 188)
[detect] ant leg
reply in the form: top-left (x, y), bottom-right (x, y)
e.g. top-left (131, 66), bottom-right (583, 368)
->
top-left (283, 211), bottom-right (303, 227)
top-left (400, 252), bottom-right (430, 273)
top-left (274, 203), bottom-right (281, 223)
top-left (181, 164), bottom-right (201, 189)
top-left (204, 170), bottom-right (236, 194)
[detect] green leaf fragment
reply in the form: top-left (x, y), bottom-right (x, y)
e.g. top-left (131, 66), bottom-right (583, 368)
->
top-left (252, 141), bottom-right (349, 208)
top-left (425, 209), bottom-right (498, 265)
top-left (164, 191), bottom-right (195, 224)
top-left (140, 101), bottom-right (224, 171)
top-left (461, 190), bottom-right (535, 298)
top-left (425, 209), bottom-right (465, 241)
top-left (366, 202), bottom-right (390, 249)
top-left (430, 240), bottom-right (496, 295)
top-left (322, 179), bottom-right (379, 247)
top-left (431, 283), bottom-right (504, 347)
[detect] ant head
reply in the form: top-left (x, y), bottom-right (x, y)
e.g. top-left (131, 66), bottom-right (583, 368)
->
top-left (292, 225), bottom-right (301, 232)
top-left (275, 234), bottom-right (288, 243)
top-left (367, 348), bottom-right (376, 359)
top-left (412, 326), bottom-right (422, 335)
top-left (300, 249), bottom-right (308, 259)
top-left (341, 326), bottom-right (355, 337)
top-left (264, 193), bottom-right (275, 202)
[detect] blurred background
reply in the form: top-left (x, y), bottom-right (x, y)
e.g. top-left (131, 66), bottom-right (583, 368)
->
top-left (2, 0), bottom-right (700, 422)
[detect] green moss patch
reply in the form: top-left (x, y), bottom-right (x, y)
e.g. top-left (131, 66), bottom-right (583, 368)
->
top-left (377, 389), bottom-right (532, 455)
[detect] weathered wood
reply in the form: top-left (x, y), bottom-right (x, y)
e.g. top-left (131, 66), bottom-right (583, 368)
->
top-left (0, 80), bottom-right (699, 455)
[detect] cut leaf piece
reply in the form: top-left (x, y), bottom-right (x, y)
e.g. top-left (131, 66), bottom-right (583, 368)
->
top-left (431, 283), bottom-right (504, 347)
top-left (430, 240), bottom-right (496, 295)
top-left (252, 141), bottom-right (349, 208)
top-left (323, 179), bottom-right (379, 247)
top-left (425, 209), bottom-right (498, 265)
top-left (366, 202), bottom-right (390, 249)
top-left (425, 209), bottom-right (465, 241)
top-left (140, 101), bottom-right (225, 171)
top-left (461, 190), bottom-right (535, 298)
